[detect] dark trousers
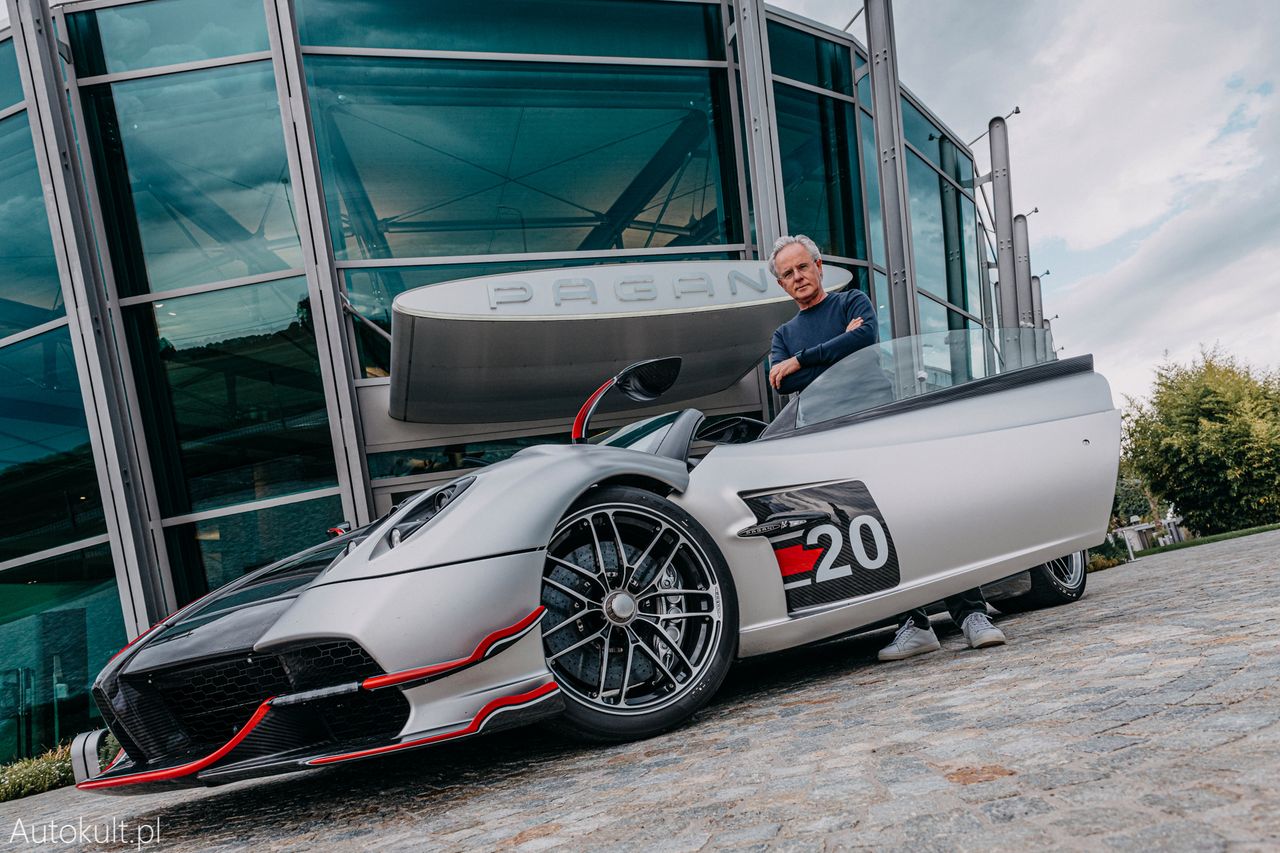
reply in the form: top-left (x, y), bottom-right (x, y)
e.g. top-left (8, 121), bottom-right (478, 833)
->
top-left (904, 587), bottom-right (988, 629)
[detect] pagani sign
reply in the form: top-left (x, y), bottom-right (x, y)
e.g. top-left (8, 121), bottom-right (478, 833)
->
top-left (389, 261), bottom-right (853, 424)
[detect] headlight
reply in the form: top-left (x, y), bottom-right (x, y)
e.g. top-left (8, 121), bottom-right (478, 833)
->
top-left (385, 476), bottom-right (475, 548)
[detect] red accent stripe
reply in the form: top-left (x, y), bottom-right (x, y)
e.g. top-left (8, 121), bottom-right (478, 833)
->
top-left (775, 543), bottom-right (821, 577)
top-left (362, 607), bottom-right (545, 690)
top-left (102, 748), bottom-right (126, 774)
top-left (107, 620), bottom-right (165, 664)
top-left (77, 699), bottom-right (276, 790)
top-left (572, 378), bottom-right (615, 440)
top-left (307, 682), bottom-right (559, 766)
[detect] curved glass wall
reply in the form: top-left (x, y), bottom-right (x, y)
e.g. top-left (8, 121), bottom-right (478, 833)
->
top-left (79, 61), bottom-right (302, 297)
top-left (305, 57), bottom-right (741, 261)
top-left (0, 328), bottom-right (106, 563)
top-left (66, 0), bottom-right (268, 77)
top-left (0, 112), bottom-right (64, 338)
top-left (0, 545), bottom-right (125, 764)
top-left (125, 276), bottom-right (336, 517)
top-left (297, 0), bottom-right (723, 60)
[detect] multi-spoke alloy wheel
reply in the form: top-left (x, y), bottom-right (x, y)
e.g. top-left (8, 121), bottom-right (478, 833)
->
top-left (996, 549), bottom-right (1088, 612)
top-left (541, 485), bottom-right (736, 740)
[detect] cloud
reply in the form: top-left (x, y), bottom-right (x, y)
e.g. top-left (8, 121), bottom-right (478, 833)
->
top-left (774, 0), bottom-right (1280, 400)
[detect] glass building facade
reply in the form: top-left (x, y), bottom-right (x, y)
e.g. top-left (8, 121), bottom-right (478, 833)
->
top-left (0, 0), bottom-right (995, 764)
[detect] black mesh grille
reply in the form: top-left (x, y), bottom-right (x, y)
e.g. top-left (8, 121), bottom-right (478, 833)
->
top-left (102, 639), bottom-right (403, 766)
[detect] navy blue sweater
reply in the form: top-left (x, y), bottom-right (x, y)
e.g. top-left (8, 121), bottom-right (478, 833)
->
top-left (769, 289), bottom-right (878, 394)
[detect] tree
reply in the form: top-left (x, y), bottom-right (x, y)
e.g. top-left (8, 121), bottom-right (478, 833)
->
top-left (1125, 349), bottom-right (1280, 536)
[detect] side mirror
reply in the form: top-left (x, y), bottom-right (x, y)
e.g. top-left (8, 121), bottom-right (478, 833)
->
top-left (572, 357), bottom-right (683, 443)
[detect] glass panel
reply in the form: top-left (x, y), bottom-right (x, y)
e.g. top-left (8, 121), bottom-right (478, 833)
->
top-left (345, 252), bottom-right (735, 377)
top-left (165, 494), bottom-right (343, 604)
top-left (306, 58), bottom-right (740, 262)
top-left (0, 38), bottom-right (23, 110)
top-left (0, 545), bottom-right (126, 764)
top-left (902, 96), bottom-right (970, 185)
top-left (0, 112), bottom-right (64, 338)
top-left (795, 328), bottom-right (1053, 428)
top-left (0, 329), bottom-right (105, 563)
top-left (857, 60), bottom-right (870, 108)
top-left (961, 197), bottom-right (982, 317)
top-left (774, 84), bottom-right (864, 261)
top-left (858, 110), bottom-right (885, 270)
top-left (297, 0), bottom-right (723, 60)
top-left (906, 151), bottom-right (946, 301)
top-left (873, 270), bottom-right (889, 333)
top-left (67, 0), bottom-right (268, 78)
top-left (80, 62), bottom-right (302, 297)
top-left (126, 277), bottom-right (336, 516)
top-left (766, 20), bottom-right (852, 96)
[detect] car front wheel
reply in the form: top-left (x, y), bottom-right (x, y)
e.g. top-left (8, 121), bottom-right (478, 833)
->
top-left (540, 485), bottom-right (737, 742)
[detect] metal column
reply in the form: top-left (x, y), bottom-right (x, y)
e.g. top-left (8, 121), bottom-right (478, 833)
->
top-left (987, 117), bottom-right (1017, 332)
top-left (864, 0), bottom-right (918, 339)
top-left (1013, 212), bottom-right (1033, 327)
top-left (1030, 273), bottom-right (1046, 362)
top-left (6, 0), bottom-right (165, 635)
top-left (733, 0), bottom-right (785, 255)
top-left (264, 0), bottom-right (374, 526)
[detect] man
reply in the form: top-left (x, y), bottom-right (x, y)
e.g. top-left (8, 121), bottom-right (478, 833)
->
top-left (766, 235), bottom-right (1006, 661)
top-left (767, 235), bottom-right (877, 394)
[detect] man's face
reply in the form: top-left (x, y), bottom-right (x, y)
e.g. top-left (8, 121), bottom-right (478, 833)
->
top-left (774, 243), bottom-right (823, 307)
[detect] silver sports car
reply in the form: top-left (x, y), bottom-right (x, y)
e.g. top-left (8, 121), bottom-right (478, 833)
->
top-left (72, 328), bottom-right (1119, 793)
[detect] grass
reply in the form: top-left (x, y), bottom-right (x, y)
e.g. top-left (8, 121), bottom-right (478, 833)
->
top-left (1134, 522), bottom-right (1280, 558)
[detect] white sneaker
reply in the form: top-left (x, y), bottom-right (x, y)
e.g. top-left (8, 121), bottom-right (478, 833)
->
top-left (961, 612), bottom-right (1006, 649)
top-left (877, 621), bottom-right (941, 661)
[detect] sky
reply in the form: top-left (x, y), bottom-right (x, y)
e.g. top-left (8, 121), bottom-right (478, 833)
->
top-left (5, 2), bottom-right (1277, 403)
top-left (775, 0), bottom-right (1280, 404)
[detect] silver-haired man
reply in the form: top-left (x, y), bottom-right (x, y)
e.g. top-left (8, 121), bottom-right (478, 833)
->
top-left (766, 234), bottom-right (1006, 660)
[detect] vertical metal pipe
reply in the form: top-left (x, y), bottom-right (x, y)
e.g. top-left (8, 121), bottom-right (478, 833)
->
top-left (1013, 213), bottom-right (1032, 327)
top-left (988, 117), bottom-right (1017, 332)
top-left (1030, 273), bottom-right (1046, 362)
top-left (864, 0), bottom-right (917, 339)
top-left (7, 0), bottom-right (164, 634)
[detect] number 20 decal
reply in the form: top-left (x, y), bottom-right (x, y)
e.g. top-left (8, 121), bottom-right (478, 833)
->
top-left (807, 514), bottom-right (890, 582)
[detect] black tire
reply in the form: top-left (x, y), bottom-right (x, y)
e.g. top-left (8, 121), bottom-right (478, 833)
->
top-left (540, 485), bottom-right (738, 742)
top-left (996, 550), bottom-right (1088, 613)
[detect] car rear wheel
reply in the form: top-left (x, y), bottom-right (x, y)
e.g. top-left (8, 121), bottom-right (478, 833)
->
top-left (996, 550), bottom-right (1087, 612)
top-left (540, 485), bottom-right (737, 742)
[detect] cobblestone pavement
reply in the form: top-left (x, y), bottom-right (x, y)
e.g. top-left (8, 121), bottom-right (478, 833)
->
top-left (5, 531), bottom-right (1279, 852)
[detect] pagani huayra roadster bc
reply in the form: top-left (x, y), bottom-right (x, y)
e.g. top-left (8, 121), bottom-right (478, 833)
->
top-left (73, 328), bottom-right (1119, 793)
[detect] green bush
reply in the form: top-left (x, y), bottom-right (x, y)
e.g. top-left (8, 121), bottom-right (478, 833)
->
top-left (0, 744), bottom-right (74, 802)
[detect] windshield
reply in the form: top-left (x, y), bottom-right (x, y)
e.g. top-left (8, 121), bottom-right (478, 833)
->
top-left (795, 327), bottom-right (1057, 428)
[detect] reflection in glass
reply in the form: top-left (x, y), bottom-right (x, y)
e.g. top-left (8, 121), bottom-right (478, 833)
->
top-left (906, 151), bottom-right (947, 301)
top-left (297, 0), bottom-right (722, 60)
top-left (766, 21), bottom-right (853, 96)
top-left (0, 545), bottom-right (125, 764)
top-left (0, 329), bottom-right (105, 563)
top-left (961, 198), bottom-right (982, 317)
top-left (345, 254), bottom-right (734, 377)
top-left (67, 0), bottom-right (268, 78)
top-left (873, 270), bottom-right (890, 334)
top-left (901, 96), bottom-right (972, 185)
top-left (80, 62), bottom-right (302, 297)
top-left (126, 277), bottom-right (336, 516)
top-left (164, 494), bottom-right (343, 605)
top-left (774, 84), bottom-right (865, 262)
top-left (0, 38), bottom-right (23, 110)
top-left (0, 113), bottom-right (64, 339)
top-left (858, 110), bottom-right (885, 270)
top-left (368, 432), bottom-right (571, 479)
top-left (305, 58), bottom-right (741, 261)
